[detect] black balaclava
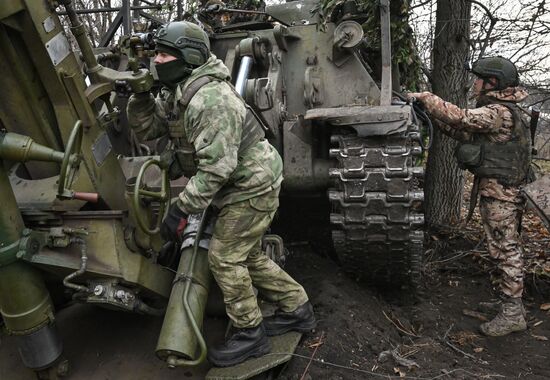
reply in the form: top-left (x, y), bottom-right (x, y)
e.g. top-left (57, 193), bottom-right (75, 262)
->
top-left (155, 44), bottom-right (196, 89)
top-left (155, 58), bottom-right (194, 89)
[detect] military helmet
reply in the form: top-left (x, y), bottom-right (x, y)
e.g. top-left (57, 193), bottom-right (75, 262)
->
top-left (154, 21), bottom-right (210, 66)
top-left (471, 56), bottom-right (519, 90)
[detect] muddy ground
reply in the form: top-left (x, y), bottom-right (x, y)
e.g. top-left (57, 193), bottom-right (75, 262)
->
top-left (2, 196), bottom-right (550, 380)
top-left (276, 196), bottom-right (550, 380)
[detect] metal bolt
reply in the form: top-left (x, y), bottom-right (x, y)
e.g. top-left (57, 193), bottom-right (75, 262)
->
top-left (93, 285), bottom-right (104, 296)
top-left (115, 290), bottom-right (126, 299)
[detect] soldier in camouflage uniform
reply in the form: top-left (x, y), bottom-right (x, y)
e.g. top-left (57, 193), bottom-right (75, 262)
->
top-left (408, 57), bottom-right (530, 337)
top-left (126, 21), bottom-right (316, 366)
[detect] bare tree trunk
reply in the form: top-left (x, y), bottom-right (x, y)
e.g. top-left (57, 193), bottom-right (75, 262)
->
top-left (425, 0), bottom-right (471, 229)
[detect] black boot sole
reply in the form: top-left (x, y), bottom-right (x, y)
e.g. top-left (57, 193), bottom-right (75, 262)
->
top-left (208, 340), bottom-right (271, 368)
top-left (265, 318), bottom-right (317, 337)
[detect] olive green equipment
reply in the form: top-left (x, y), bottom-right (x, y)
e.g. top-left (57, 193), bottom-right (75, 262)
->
top-left (156, 212), bottom-right (214, 367)
top-left (0, 0), bottom-right (199, 377)
top-left (0, 123), bottom-right (84, 371)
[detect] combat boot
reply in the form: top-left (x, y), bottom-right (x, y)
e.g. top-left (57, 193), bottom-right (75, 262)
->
top-left (479, 298), bottom-right (527, 337)
top-left (477, 299), bottom-right (502, 315)
top-left (263, 301), bottom-right (317, 336)
top-left (208, 323), bottom-right (271, 367)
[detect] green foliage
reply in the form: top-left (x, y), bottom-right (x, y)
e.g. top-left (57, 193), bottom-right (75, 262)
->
top-left (312, 0), bottom-right (422, 90)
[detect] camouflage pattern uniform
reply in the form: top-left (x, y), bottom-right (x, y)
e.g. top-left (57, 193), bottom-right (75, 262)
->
top-left (414, 87), bottom-right (529, 299)
top-left (127, 56), bottom-right (308, 328)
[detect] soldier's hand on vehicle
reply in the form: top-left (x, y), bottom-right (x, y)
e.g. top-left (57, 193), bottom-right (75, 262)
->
top-left (114, 80), bottom-right (134, 98)
top-left (406, 91), bottom-right (433, 103)
top-left (114, 72), bottom-right (153, 98)
top-left (161, 202), bottom-right (189, 242)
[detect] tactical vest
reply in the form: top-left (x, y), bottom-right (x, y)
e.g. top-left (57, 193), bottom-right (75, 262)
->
top-left (164, 76), bottom-right (266, 178)
top-left (454, 101), bottom-right (531, 187)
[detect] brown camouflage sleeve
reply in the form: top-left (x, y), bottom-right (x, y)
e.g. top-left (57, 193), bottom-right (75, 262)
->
top-left (420, 93), bottom-right (505, 134)
top-left (434, 119), bottom-right (472, 142)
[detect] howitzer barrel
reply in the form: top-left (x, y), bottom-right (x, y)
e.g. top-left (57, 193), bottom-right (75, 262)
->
top-left (0, 132), bottom-right (64, 163)
top-left (156, 213), bottom-right (214, 364)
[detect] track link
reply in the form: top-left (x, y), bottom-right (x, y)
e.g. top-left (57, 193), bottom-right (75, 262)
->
top-left (329, 129), bottom-right (425, 290)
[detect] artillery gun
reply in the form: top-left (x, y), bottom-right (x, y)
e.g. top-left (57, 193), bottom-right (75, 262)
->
top-left (0, 0), bottom-right (425, 378)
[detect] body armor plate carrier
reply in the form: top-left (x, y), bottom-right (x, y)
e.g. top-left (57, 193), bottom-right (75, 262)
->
top-left (165, 76), bottom-right (266, 178)
top-left (455, 101), bottom-right (531, 187)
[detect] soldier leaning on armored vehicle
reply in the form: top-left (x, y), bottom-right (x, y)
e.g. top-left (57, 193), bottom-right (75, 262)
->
top-left (126, 21), bottom-right (316, 366)
top-left (408, 57), bottom-right (531, 337)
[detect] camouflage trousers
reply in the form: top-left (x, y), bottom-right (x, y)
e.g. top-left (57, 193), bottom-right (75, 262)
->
top-left (208, 187), bottom-right (309, 328)
top-left (479, 196), bottom-right (525, 299)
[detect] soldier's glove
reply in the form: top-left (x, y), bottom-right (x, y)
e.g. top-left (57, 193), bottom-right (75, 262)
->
top-left (114, 80), bottom-right (133, 98)
top-left (160, 149), bottom-right (186, 180)
top-left (161, 202), bottom-right (188, 242)
top-left (115, 75), bottom-right (153, 98)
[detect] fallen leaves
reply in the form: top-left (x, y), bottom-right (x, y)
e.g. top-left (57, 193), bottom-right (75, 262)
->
top-left (449, 331), bottom-right (480, 346)
top-left (394, 367), bottom-right (407, 377)
top-left (540, 303), bottom-right (550, 311)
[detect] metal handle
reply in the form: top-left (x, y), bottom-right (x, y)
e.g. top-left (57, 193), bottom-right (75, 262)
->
top-left (133, 159), bottom-right (170, 235)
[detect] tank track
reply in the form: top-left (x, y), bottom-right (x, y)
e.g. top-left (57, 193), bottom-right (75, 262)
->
top-left (328, 130), bottom-right (425, 291)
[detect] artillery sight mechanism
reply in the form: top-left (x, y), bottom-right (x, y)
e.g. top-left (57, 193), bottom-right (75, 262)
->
top-left (0, 0), bottom-right (425, 378)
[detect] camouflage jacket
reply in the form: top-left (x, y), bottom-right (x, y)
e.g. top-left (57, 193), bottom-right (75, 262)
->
top-left (418, 87), bottom-right (529, 203)
top-left (127, 56), bottom-right (283, 214)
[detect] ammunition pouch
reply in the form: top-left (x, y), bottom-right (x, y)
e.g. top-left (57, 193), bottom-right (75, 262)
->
top-left (160, 147), bottom-right (197, 179)
top-left (159, 75), bottom-right (266, 182)
top-left (455, 143), bottom-right (483, 170)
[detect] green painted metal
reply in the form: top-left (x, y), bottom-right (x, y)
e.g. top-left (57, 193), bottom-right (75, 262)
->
top-left (0, 132), bottom-right (64, 164)
top-left (157, 215), bottom-right (212, 365)
top-left (124, 179), bottom-right (160, 254)
top-left (0, 164), bottom-right (24, 267)
top-left (0, 260), bottom-right (54, 334)
top-left (61, 0), bottom-right (153, 95)
top-left (0, 0), bottom-right (128, 209)
top-left (26, 217), bottom-right (174, 299)
top-left (205, 332), bottom-right (302, 380)
top-left (133, 159), bottom-right (170, 236)
top-left (57, 120), bottom-right (83, 199)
